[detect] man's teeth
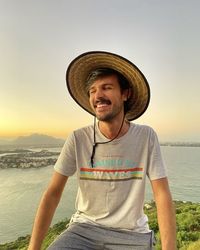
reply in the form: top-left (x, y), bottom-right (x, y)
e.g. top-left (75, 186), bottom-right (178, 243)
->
top-left (97, 104), bottom-right (108, 108)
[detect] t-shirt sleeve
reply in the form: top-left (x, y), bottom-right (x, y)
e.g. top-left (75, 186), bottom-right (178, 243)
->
top-left (54, 132), bottom-right (77, 176)
top-left (147, 128), bottom-right (167, 180)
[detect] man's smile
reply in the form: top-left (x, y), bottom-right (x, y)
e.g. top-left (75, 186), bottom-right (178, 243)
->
top-left (94, 99), bottom-right (111, 109)
top-left (96, 103), bottom-right (109, 108)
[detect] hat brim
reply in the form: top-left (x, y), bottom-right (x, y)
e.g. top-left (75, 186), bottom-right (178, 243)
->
top-left (66, 51), bottom-right (150, 121)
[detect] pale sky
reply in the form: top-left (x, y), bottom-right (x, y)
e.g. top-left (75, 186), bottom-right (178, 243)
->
top-left (0, 0), bottom-right (200, 142)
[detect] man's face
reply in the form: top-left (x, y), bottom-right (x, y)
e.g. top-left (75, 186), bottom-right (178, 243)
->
top-left (88, 75), bottom-right (127, 122)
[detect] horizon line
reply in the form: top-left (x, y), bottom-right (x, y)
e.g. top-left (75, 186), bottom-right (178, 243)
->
top-left (0, 133), bottom-right (200, 144)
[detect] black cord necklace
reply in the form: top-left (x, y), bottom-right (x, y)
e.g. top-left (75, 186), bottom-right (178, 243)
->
top-left (90, 115), bottom-right (125, 168)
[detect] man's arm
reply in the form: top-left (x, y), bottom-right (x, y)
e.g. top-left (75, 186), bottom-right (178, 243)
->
top-left (151, 177), bottom-right (177, 250)
top-left (28, 171), bottom-right (68, 250)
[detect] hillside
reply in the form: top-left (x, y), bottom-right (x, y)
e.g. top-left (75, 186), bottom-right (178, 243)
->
top-left (0, 134), bottom-right (65, 146)
top-left (0, 201), bottom-right (199, 250)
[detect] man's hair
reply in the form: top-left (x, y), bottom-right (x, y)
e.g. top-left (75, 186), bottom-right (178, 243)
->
top-left (86, 68), bottom-right (132, 114)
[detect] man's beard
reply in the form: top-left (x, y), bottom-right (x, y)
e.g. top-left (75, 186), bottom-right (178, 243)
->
top-left (96, 103), bottom-right (124, 122)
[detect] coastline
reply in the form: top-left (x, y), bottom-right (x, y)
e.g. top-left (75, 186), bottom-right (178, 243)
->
top-left (1, 144), bottom-right (200, 170)
top-left (0, 146), bottom-right (200, 249)
top-left (0, 150), bottom-right (60, 169)
top-left (0, 200), bottom-right (199, 250)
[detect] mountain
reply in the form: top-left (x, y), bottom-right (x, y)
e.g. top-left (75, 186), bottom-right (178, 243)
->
top-left (4, 134), bottom-right (65, 146)
top-left (13, 134), bottom-right (65, 145)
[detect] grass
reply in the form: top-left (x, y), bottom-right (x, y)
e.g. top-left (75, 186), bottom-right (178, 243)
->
top-left (0, 201), bottom-right (199, 250)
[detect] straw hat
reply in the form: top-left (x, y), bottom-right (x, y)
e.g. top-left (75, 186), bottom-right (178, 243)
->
top-left (66, 51), bottom-right (150, 121)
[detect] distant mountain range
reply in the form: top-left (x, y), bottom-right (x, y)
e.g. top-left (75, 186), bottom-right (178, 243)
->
top-left (0, 134), bottom-right (65, 146)
top-left (0, 134), bottom-right (199, 147)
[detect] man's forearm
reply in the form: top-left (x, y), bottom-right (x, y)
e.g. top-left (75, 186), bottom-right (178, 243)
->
top-left (156, 192), bottom-right (177, 250)
top-left (28, 190), bottom-right (60, 250)
top-left (151, 178), bottom-right (177, 250)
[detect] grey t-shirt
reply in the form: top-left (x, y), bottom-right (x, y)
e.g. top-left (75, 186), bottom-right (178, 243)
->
top-left (54, 123), bottom-right (167, 232)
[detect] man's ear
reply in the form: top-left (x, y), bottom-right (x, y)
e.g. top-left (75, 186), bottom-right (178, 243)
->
top-left (123, 88), bottom-right (131, 101)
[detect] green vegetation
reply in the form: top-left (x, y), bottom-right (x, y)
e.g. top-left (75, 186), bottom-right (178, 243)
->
top-left (0, 201), bottom-right (199, 250)
top-left (145, 201), bottom-right (200, 250)
top-left (0, 220), bottom-right (69, 250)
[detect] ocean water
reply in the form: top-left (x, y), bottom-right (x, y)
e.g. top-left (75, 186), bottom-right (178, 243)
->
top-left (0, 146), bottom-right (200, 243)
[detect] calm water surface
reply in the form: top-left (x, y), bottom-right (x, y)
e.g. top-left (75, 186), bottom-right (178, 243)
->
top-left (0, 146), bottom-right (200, 243)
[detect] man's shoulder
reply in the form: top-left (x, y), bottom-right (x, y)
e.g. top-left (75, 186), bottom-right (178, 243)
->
top-left (132, 123), bottom-right (154, 133)
top-left (73, 124), bottom-right (93, 136)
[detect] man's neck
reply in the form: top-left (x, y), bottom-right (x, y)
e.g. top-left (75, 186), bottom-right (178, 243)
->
top-left (98, 119), bottom-right (130, 140)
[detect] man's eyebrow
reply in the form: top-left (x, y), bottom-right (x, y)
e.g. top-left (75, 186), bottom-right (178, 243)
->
top-left (103, 83), bottom-right (113, 86)
top-left (88, 86), bottom-right (95, 91)
top-left (90, 83), bottom-right (114, 89)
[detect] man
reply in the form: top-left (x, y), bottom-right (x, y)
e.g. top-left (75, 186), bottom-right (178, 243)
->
top-left (28, 51), bottom-right (176, 250)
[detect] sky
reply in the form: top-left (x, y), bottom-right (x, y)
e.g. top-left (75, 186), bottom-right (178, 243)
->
top-left (0, 0), bottom-right (200, 142)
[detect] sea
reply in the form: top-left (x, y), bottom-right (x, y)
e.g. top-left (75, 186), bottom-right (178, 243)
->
top-left (0, 145), bottom-right (200, 244)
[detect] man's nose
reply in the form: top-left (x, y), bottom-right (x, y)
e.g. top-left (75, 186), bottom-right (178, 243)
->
top-left (94, 88), bottom-right (104, 99)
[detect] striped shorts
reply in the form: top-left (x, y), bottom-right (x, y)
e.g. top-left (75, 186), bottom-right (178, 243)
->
top-left (48, 222), bottom-right (155, 250)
